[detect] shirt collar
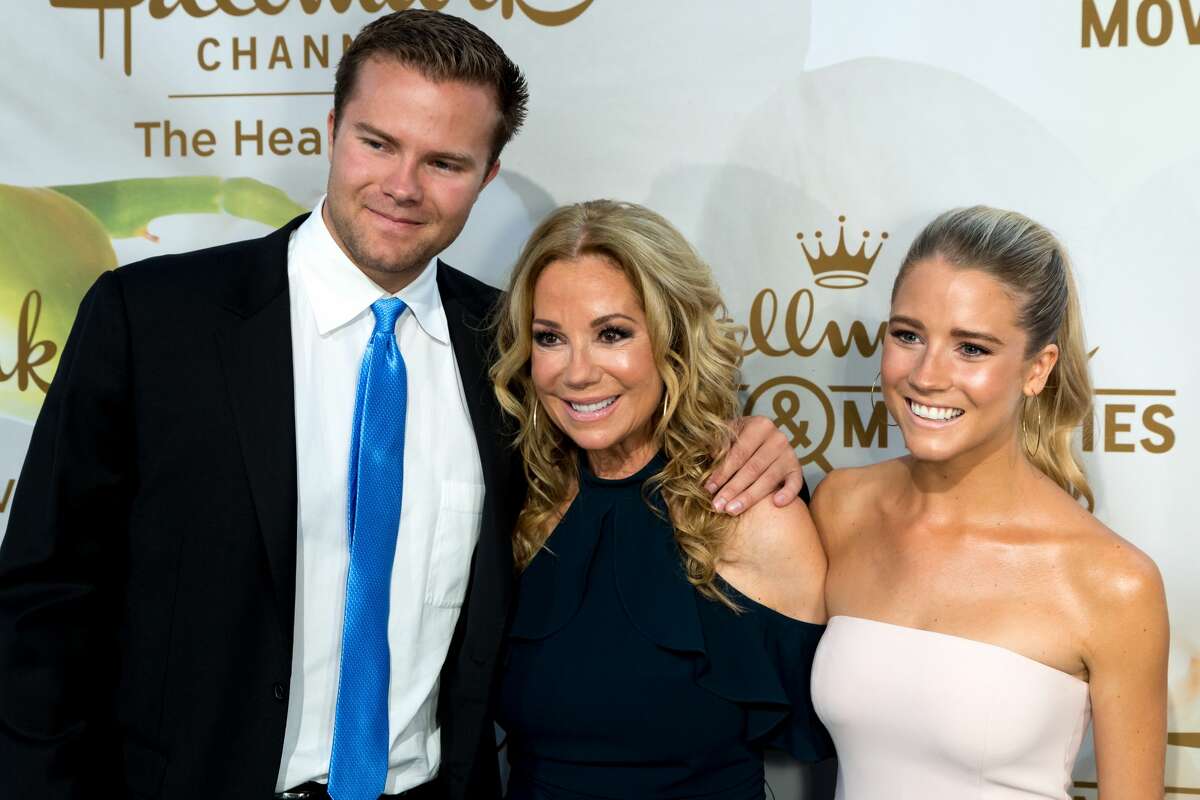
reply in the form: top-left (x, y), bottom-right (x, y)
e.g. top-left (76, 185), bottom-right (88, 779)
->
top-left (293, 196), bottom-right (449, 343)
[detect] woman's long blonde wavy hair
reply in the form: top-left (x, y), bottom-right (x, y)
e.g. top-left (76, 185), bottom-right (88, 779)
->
top-left (894, 206), bottom-right (1095, 510)
top-left (490, 200), bottom-right (745, 603)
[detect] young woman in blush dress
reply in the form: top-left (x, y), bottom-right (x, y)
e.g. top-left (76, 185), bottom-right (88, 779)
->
top-left (490, 200), bottom-right (833, 799)
top-left (810, 206), bottom-right (1169, 800)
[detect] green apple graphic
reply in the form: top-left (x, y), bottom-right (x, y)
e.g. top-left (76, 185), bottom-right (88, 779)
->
top-left (0, 177), bottom-right (305, 421)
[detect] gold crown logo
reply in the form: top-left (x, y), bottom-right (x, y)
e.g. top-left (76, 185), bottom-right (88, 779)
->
top-left (797, 215), bottom-right (888, 289)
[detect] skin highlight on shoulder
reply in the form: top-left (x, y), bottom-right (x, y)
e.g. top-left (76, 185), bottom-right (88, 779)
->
top-left (717, 494), bottom-right (827, 624)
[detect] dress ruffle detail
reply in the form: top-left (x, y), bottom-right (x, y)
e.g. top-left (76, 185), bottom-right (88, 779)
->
top-left (507, 451), bottom-right (833, 762)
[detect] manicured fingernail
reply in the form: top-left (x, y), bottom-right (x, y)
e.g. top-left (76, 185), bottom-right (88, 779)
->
top-left (705, 482), bottom-right (718, 494)
top-left (713, 497), bottom-right (727, 512)
top-left (727, 500), bottom-right (744, 515)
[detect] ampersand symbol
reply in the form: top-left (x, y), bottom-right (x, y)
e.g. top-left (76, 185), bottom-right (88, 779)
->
top-left (771, 390), bottom-right (812, 449)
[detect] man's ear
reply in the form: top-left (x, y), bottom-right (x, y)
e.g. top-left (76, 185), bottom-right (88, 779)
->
top-left (326, 110), bottom-right (337, 163)
top-left (1024, 343), bottom-right (1059, 396)
top-left (481, 158), bottom-right (501, 190)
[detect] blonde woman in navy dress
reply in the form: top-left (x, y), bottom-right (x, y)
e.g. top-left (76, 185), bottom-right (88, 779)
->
top-left (490, 200), bottom-right (833, 799)
top-left (810, 207), bottom-right (1169, 799)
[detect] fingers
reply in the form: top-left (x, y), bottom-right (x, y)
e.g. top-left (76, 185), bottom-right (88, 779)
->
top-left (705, 438), bottom-right (751, 500)
top-left (773, 468), bottom-right (805, 508)
top-left (711, 446), bottom-right (776, 514)
top-left (708, 416), bottom-right (802, 515)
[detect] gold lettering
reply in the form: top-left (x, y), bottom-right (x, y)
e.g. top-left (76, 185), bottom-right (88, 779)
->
top-left (59, 0), bottom-right (592, 78)
top-left (843, 400), bottom-right (888, 448)
top-left (268, 36), bottom-right (292, 69)
top-left (745, 289), bottom-right (789, 357)
top-left (297, 0), bottom-right (355, 11)
top-left (1181, 0), bottom-right (1200, 41)
top-left (235, 119), bottom-right (264, 155)
top-left (216, 0), bottom-right (256, 13)
top-left (149, 0), bottom-right (217, 18)
top-left (817, 319), bottom-right (887, 359)
top-left (0, 291), bottom-right (59, 393)
top-left (268, 126), bottom-right (294, 155)
top-left (1137, 0), bottom-right (1174, 43)
top-left (197, 36), bottom-right (220, 70)
top-left (784, 289), bottom-right (815, 356)
top-left (232, 36), bottom-right (256, 70)
top-left (744, 288), bottom-right (885, 359)
top-left (193, 128), bottom-right (217, 156)
top-left (135, 120), bottom-right (160, 157)
top-left (1083, 0), bottom-right (1129, 46)
top-left (1140, 404), bottom-right (1174, 453)
top-left (1103, 403), bottom-right (1136, 452)
top-left (303, 34), bottom-right (329, 68)
top-left (470, 0), bottom-right (591, 25)
top-left (297, 127), bottom-right (323, 155)
top-left (0, 479), bottom-right (14, 514)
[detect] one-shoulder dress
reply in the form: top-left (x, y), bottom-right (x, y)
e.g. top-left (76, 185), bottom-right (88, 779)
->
top-left (497, 452), bottom-right (833, 799)
top-left (811, 615), bottom-right (1091, 800)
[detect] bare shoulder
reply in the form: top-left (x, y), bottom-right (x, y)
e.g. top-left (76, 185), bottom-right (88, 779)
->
top-left (1072, 515), bottom-right (1165, 616)
top-left (810, 458), bottom-right (906, 550)
top-left (728, 491), bottom-right (825, 569)
top-left (719, 493), bottom-right (827, 622)
top-left (1046, 496), bottom-right (1168, 655)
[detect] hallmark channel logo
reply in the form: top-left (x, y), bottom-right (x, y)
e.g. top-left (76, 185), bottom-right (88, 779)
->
top-left (50, 0), bottom-right (594, 76)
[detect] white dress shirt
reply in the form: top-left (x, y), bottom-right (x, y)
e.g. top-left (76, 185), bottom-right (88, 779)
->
top-left (276, 199), bottom-right (484, 793)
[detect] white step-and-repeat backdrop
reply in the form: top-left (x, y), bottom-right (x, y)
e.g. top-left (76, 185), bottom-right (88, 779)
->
top-left (2, 2), bottom-right (1195, 796)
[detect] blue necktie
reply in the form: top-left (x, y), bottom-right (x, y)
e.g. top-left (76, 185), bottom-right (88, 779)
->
top-left (328, 298), bottom-right (408, 800)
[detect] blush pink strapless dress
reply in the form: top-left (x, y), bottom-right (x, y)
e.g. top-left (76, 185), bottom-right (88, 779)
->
top-left (811, 615), bottom-right (1091, 800)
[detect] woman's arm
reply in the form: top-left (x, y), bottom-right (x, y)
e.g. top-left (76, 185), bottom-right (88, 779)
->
top-left (1085, 541), bottom-right (1169, 799)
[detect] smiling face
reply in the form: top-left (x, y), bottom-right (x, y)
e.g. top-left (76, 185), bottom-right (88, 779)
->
top-left (530, 255), bottom-right (664, 474)
top-left (323, 57), bottom-right (501, 292)
top-left (882, 255), bottom-right (1058, 465)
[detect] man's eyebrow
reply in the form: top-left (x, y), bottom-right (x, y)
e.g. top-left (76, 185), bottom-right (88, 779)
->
top-left (352, 122), bottom-right (477, 166)
top-left (353, 122), bottom-right (397, 147)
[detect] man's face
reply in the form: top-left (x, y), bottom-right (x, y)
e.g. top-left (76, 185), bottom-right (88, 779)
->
top-left (324, 57), bottom-right (501, 291)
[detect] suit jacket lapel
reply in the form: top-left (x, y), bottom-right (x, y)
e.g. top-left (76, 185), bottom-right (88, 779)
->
top-left (437, 263), bottom-right (513, 662)
top-left (215, 219), bottom-right (303, 646)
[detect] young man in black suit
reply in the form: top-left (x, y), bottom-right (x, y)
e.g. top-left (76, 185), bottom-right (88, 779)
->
top-left (0, 11), bottom-right (803, 800)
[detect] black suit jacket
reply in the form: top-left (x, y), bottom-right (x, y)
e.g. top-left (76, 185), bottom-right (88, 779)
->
top-left (0, 215), bottom-right (522, 799)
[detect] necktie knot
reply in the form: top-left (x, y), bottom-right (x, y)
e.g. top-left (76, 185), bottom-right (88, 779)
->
top-left (371, 298), bottom-right (406, 335)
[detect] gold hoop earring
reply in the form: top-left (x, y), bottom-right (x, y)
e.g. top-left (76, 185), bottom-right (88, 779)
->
top-left (530, 400), bottom-right (538, 430)
top-left (1022, 395), bottom-right (1043, 457)
top-left (870, 371), bottom-right (900, 428)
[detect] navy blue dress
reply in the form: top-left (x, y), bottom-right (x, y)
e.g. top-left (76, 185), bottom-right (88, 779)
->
top-left (497, 453), bottom-right (833, 799)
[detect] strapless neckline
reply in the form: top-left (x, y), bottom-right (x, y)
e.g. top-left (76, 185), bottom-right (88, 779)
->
top-left (813, 614), bottom-right (1093, 799)
top-left (828, 615), bottom-right (1089, 688)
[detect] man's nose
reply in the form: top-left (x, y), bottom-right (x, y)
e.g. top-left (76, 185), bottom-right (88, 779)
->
top-left (380, 158), bottom-right (423, 205)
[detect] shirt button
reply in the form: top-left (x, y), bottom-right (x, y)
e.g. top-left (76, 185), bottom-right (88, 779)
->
top-left (273, 682), bottom-right (287, 701)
